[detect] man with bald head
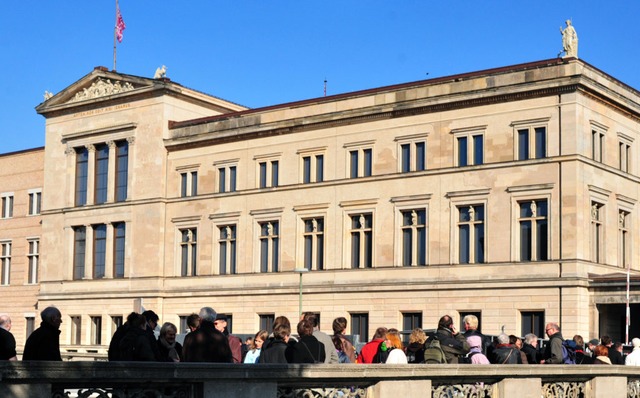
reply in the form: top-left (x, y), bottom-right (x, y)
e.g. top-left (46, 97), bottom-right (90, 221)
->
top-left (23, 306), bottom-right (63, 361)
top-left (0, 315), bottom-right (17, 361)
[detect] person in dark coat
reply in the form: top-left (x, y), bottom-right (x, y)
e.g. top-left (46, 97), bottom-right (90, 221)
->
top-left (157, 322), bottom-right (183, 362)
top-left (118, 313), bottom-right (157, 361)
top-left (182, 307), bottom-right (232, 363)
top-left (289, 319), bottom-right (326, 364)
top-left (142, 310), bottom-right (161, 361)
top-left (259, 316), bottom-right (293, 364)
top-left (573, 335), bottom-right (593, 365)
top-left (22, 306), bottom-right (63, 361)
top-left (405, 328), bottom-right (427, 364)
top-left (601, 336), bottom-right (624, 365)
top-left (490, 334), bottom-right (522, 364)
top-left (462, 314), bottom-right (491, 356)
top-left (108, 312), bottom-right (138, 361)
top-left (434, 315), bottom-right (469, 364)
top-left (0, 315), bottom-right (17, 361)
top-left (522, 333), bottom-right (541, 365)
top-left (214, 314), bottom-right (242, 363)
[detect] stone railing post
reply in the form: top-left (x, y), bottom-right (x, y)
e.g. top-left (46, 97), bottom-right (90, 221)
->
top-left (369, 380), bottom-right (432, 398)
top-left (493, 378), bottom-right (542, 398)
top-left (586, 376), bottom-right (627, 398)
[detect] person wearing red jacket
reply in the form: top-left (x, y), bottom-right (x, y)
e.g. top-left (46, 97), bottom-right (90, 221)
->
top-left (358, 327), bottom-right (387, 364)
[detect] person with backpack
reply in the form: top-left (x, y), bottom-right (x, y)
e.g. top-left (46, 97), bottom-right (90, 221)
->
top-left (332, 317), bottom-right (356, 363)
top-left (434, 315), bottom-right (470, 364)
top-left (464, 335), bottom-right (490, 364)
top-left (541, 322), bottom-right (565, 364)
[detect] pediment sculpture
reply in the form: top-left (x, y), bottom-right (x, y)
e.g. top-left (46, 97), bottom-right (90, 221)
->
top-left (69, 78), bottom-right (135, 103)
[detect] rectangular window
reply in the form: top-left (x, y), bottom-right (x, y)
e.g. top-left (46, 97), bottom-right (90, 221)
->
top-left (259, 160), bottom-right (279, 188)
top-left (115, 140), bottom-right (129, 202)
top-left (456, 133), bottom-right (484, 166)
top-left (0, 242), bottom-right (10, 286)
top-left (592, 129), bottom-right (605, 162)
top-left (93, 224), bottom-right (107, 279)
top-left (349, 148), bottom-right (373, 178)
top-left (521, 311), bottom-right (545, 338)
top-left (303, 218), bottom-right (324, 270)
top-left (70, 316), bottom-right (82, 345)
top-left (619, 210), bottom-right (630, 268)
top-left (26, 317), bottom-right (35, 339)
top-left (113, 222), bottom-right (126, 278)
top-left (519, 200), bottom-right (548, 262)
top-left (75, 147), bottom-right (88, 206)
top-left (1, 194), bottom-right (13, 219)
top-left (517, 127), bottom-right (547, 160)
top-left (619, 141), bottom-right (631, 172)
top-left (402, 312), bottom-right (422, 333)
top-left (91, 316), bottom-right (102, 345)
top-left (591, 202), bottom-right (604, 264)
top-left (94, 143), bottom-right (109, 204)
top-left (400, 141), bottom-right (427, 173)
top-left (73, 226), bottom-right (86, 280)
top-left (219, 225), bottom-right (237, 275)
top-left (350, 313), bottom-right (369, 343)
top-left (111, 316), bottom-right (123, 333)
top-left (401, 210), bottom-right (427, 266)
top-left (180, 171), bottom-right (198, 197)
top-left (457, 205), bottom-right (485, 264)
top-left (180, 228), bottom-right (197, 276)
top-left (218, 165), bottom-right (238, 193)
top-left (259, 221), bottom-right (279, 272)
top-left (302, 154), bottom-right (324, 183)
top-left (350, 214), bottom-right (373, 269)
top-left (27, 239), bottom-right (39, 284)
top-left (179, 316), bottom-right (188, 334)
top-left (28, 191), bottom-right (42, 215)
top-left (260, 314), bottom-right (275, 332)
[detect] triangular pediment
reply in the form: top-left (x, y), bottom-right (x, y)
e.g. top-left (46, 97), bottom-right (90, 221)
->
top-left (66, 77), bottom-right (139, 103)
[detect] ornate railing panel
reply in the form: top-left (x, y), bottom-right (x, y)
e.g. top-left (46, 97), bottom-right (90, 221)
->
top-left (628, 379), bottom-right (640, 398)
top-left (432, 383), bottom-right (493, 398)
top-left (542, 382), bottom-right (585, 398)
top-left (277, 387), bottom-right (367, 398)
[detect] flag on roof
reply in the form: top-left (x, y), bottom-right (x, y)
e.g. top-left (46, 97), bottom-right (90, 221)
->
top-left (116, 3), bottom-right (126, 43)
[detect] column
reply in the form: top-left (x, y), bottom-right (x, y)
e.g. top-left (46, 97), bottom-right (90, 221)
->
top-left (107, 141), bottom-right (116, 203)
top-left (85, 225), bottom-right (94, 279)
top-left (104, 223), bottom-right (114, 278)
top-left (587, 377), bottom-right (627, 398)
top-left (494, 378), bottom-right (541, 398)
top-left (86, 144), bottom-right (96, 205)
top-left (369, 380), bottom-right (431, 398)
top-left (126, 137), bottom-right (135, 200)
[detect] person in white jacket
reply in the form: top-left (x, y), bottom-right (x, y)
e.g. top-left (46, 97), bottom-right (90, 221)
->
top-left (385, 331), bottom-right (408, 364)
top-left (625, 338), bottom-right (640, 365)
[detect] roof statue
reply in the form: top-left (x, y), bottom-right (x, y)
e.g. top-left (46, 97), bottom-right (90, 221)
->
top-left (560, 19), bottom-right (578, 58)
top-left (154, 65), bottom-right (167, 79)
top-left (43, 91), bottom-right (54, 101)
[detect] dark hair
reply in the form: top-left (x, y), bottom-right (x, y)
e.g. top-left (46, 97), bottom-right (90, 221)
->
top-left (438, 315), bottom-right (453, 330)
top-left (142, 310), bottom-right (159, 323)
top-left (601, 335), bottom-right (612, 346)
top-left (614, 342), bottom-right (623, 350)
top-left (302, 312), bottom-right (318, 328)
top-left (297, 319), bottom-right (314, 337)
top-left (130, 313), bottom-right (146, 329)
top-left (372, 327), bottom-right (388, 340)
top-left (573, 335), bottom-right (584, 349)
top-left (273, 319), bottom-right (291, 340)
top-left (332, 317), bottom-right (347, 335)
top-left (126, 312), bottom-right (139, 323)
top-left (187, 313), bottom-right (200, 329)
top-left (508, 335), bottom-right (518, 345)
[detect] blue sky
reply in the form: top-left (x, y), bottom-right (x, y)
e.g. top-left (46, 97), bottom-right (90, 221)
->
top-left (1, 1), bottom-right (639, 154)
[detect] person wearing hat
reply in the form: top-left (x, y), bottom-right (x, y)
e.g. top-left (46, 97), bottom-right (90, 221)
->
top-left (626, 338), bottom-right (640, 366)
top-left (214, 314), bottom-right (242, 363)
top-left (586, 338), bottom-right (599, 357)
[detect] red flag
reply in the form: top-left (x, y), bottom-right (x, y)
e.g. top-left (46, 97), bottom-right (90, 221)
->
top-left (116, 4), bottom-right (126, 43)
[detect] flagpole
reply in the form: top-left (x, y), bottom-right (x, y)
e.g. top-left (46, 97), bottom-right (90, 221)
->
top-left (113, 0), bottom-right (118, 71)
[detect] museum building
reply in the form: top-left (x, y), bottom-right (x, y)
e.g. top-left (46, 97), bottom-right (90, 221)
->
top-left (3, 56), bottom-right (640, 355)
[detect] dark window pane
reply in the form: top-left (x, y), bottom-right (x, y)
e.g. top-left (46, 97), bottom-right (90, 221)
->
top-left (401, 144), bottom-right (410, 173)
top-left (316, 155), bottom-right (324, 182)
top-left (259, 163), bottom-right (267, 188)
top-left (93, 224), bottom-right (106, 278)
top-left (350, 151), bottom-right (358, 178)
top-left (303, 157), bottom-right (311, 183)
top-left (473, 135), bottom-right (483, 165)
top-left (416, 142), bottom-right (426, 171)
top-left (75, 148), bottom-right (88, 206)
top-left (351, 232), bottom-right (360, 269)
top-left (458, 137), bottom-right (468, 166)
top-left (363, 149), bottom-right (372, 177)
top-left (475, 222), bottom-right (484, 263)
top-left (535, 127), bottom-right (546, 158)
top-left (272, 161), bottom-right (279, 187)
top-left (518, 130), bottom-right (529, 160)
top-left (230, 167), bottom-right (236, 192)
top-left (94, 144), bottom-right (109, 204)
top-left (115, 141), bottom-right (128, 202)
top-left (459, 224), bottom-right (470, 264)
top-left (114, 223), bottom-right (125, 278)
top-left (402, 228), bottom-right (412, 266)
top-left (317, 235), bottom-right (324, 270)
top-left (520, 221), bottom-right (532, 261)
top-left (219, 168), bottom-right (226, 192)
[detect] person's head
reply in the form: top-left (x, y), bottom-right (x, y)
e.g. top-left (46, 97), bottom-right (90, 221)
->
top-left (601, 335), bottom-right (612, 347)
top-left (0, 314), bottom-right (11, 331)
top-left (385, 331), bottom-right (403, 350)
top-left (214, 314), bottom-right (228, 333)
top-left (573, 335), bottom-right (584, 350)
top-left (524, 333), bottom-right (538, 347)
top-left (497, 333), bottom-right (510, 345)
top-left (409, 328), bottom-right (427, 345)
top-left (41, 306), bottom-right (62, 330)
top-left (509, 335), bottom-right (523, 349)
top-left (566, 19), bottom-right (572, 26)
top-left (463, 315), bottom-right (478, 331)
top-left (302, 312), bottom-right (319, 330)
top-left (253, 330), bottom-right (268, 350)
top-left (467, 335), bottom-right (482, 349)
top-left (545, 323), bottom-right (559, 337)
top-left (126, 312), bottom-right (139, 324)
top-left (273, 318), bottom-right (291, 341)
top-left (372, 327), bottom-right (388, 340)
top-left (438, 315), bottom-right (454, 331)
top-left (199, 307), bottom-right (217, 323)
top-left (332, 317), bottom-right (347, 335)
top-left (142, 310), bottom-right (159, 331)
top-left (587, 339), bottom-right (599, 350)
top-left (186, 313), bottom-right (200, 332)
top-left (632, 338), bottom-right (640, 350)
top-left (594, 344), bottom-right (608, 357)
top-left (297, 319), bottom-right (314, 337)
top-left (614, 342), bottom-right (623, 353)
top-left (160, 322), bottom-right (178, 344)
top-left (130, 313), bottom-right (147, 330)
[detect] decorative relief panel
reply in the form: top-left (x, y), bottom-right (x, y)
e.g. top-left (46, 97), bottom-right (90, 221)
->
top-left (432, 383), bottom-right (493, 398)
top-left (69, 78), bottom-right (135, 103)
top-left (278, 387), bottom-right (368, 398)
top-left (541, 382), bottom-right (585, 398)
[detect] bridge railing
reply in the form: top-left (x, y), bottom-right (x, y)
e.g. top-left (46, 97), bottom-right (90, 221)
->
top-left (0, 362), bottom-right (638, 398)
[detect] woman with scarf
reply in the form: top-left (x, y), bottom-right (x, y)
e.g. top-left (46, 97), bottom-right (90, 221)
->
top-left (157, 322), bottom-right (182, 362)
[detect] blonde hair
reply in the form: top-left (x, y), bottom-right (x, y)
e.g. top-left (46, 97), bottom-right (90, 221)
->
top-left (386, 331), bottom-right (403, 350)
top-left (408, 328), bottom-right (427, 345)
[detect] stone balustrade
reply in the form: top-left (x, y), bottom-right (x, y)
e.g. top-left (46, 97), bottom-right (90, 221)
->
top-left (1, 362), bottom-right (639, 398)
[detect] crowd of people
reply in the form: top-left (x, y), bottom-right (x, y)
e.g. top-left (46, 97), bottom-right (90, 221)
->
top-left (3, 307), bottom-right (640, 366)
